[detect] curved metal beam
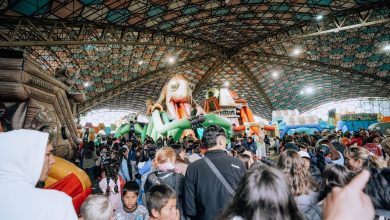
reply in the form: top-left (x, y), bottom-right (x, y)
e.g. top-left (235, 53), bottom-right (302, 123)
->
top-left (0, 17), bottom-right (223, 57)
top-left (249, 52), bottom-right (390, 84)
top-left (0, 40), bottom-right (207, 51)
top-left (77, 53), bottom-right (214, 115)
top-left (192, 59), bottom-right (224, 96)
top-left (237, 6), bottom-right (390, 56)
top-left (230, 58), bottom-right (274, 111)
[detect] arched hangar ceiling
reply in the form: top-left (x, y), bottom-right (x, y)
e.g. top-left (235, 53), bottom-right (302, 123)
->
top-left (0, 0), bottom-right (389, 119)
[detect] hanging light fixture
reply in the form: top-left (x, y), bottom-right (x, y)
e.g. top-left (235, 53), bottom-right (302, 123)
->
top-left (167, 56), bottom-right (176, 64)
top-left (271, 71), bottom-right (279, 78)
top-left (315, 15), bottom-right (324, 21)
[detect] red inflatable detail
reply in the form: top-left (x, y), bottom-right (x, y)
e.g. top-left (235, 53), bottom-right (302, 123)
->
top-left (46, 173), bottom-right (92, 214)
top-left (73, 187), bottom-right (92, 214)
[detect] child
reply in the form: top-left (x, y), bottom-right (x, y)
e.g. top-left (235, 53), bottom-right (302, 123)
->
top-left (99, 165), bottom-right (121, 212)
top-left (115, 181), bottom-right (149, 220)
top-left (80, 195), bottom-right (113, 220)
top-left (145, 185), bottom-right (180, 220)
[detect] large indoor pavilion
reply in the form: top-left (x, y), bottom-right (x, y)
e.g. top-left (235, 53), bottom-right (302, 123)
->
top-left (0, 1), bottom-right (389, 220)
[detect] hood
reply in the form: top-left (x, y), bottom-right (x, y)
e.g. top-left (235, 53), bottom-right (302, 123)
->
top-left (0, 129), bottom-right (48, 187)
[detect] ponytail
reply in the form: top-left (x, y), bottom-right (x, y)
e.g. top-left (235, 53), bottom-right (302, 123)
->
top-left (345, 147), bottom-right (386, 170)
top-left (365, 153), bottom-right (385, 169)
top-left (317, 151), bottom-right (326, 175)
top-left (106, 177), bottom-right (111, 197)
top-left (113, 175), bottom-right (119, 194)
top-left (103, 164), bottom-right (120, 197)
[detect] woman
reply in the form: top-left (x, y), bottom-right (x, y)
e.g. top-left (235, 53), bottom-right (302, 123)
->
top-left (118, 147), bottom-right (132, 182)
top-left (346, 132), bottom-right (363, 147)
top-left (83, 141), bottom-right (99, 184)
top-left (365, 167), bottom-right (390, 212)
top-left (363, 135), bottom-right (383, 157)
top-left (319, 164), bottom-right (353, 201)
top-left (218, 165), bottom-right (304, 220)
top-left (344, 147), bottom-right (385, 172)
top-left (144, 147), bottom-right (184, 219)
top-left (277, 150), bottom-right (319, 214)
top-left (341, 133), bottom-right (350, 146)
top-left (238, 154), bottom-right (251, 169)
top-left (382, 136), bottom-right (390, 166)
top-left (98, 164), bottom-right (121, 211)
top-left (298, 150), bottom-right (322, 185)
top-left (170, 144), bottom-right (188, 175)
top-left (138, 147), bottom-right (157, 204)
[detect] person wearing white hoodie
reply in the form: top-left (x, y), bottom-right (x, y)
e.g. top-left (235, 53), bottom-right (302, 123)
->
top-left (0, 129), bottom-right (78, 220)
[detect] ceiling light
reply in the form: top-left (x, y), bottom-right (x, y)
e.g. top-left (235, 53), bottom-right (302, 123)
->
top-left (315, 15), bottom-right (324, 21)
top-left (224, 81), bottom-right (229, 87)
top-left (138, 60), bottom-right (144, 65)
top-left (291, 47), bottom-right (302, 57)
top-left (382, 44), bottom-right (390, 52)
top-left (271, 71), bottom-right (279, 78)
top-left (83, 82), bottom-right (90, 87)
top-left (305, 87), bottom-right (314, 94)
top-left (168, 56), bottom-right (176, 64)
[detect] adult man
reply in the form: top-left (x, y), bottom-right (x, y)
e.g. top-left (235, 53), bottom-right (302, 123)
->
top-left (285, 135), bottom-right (299, 151)
top-left (328, 134), bottom-right (345, 154)
top-left (0, 129), bottom-right (77, 220)
top-left (319, 138), bottom-right (344, 166)
top-left (184, 125), bottom-right (245, 220)
top-left (244, 136), bottom-right (257, 154)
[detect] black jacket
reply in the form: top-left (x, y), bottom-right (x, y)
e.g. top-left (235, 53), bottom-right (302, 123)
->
top-left (183, 150), bottom-right (245, 220)
top-left (285, 142), bottom-right (299, 151)
top-left (144, 169), bottom-right (185, 219)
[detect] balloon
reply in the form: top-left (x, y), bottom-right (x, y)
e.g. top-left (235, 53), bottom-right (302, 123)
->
top-left (104, 127), bottom-right (111, 135)
top-left (98, 123), bottom-right (105, 130)
top-left (110, 123), bottom-right (117, 131)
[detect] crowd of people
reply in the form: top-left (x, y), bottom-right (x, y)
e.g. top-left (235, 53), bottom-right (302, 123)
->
top-left (0, 125), bottom-right (389, 220)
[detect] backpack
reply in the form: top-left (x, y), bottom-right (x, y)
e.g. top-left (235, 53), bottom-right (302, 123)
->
top-left (145, 171), bottom-right (183, 195)
top-left (145, 171), bottom-right (185, 220)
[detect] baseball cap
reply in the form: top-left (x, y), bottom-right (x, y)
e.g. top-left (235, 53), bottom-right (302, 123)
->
top-left (317, 144), bottom-right (331, 156)
top-left (298, 151), bottom-right (310, 159)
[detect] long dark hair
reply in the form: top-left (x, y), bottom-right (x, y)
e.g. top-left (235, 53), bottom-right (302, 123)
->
top-left (218, 166), bottom-right (304, 220)
top-left (84, 141), bottom-right (95, 159)
top-left (365, 168), bottom-right (390, 210)
top-left (103, 164), bottom-right (119, 197)
top-left (238, 154), bottom-right (250, 169)
top-left (319, 164), bottom-right (353, 200)
top-left (147, 147), bottom-right (157, 161)
top-left (170, 143), bottom-right (187, 164)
